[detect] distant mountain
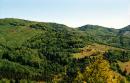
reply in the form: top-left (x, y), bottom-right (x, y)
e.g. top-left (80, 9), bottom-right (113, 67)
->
top-left (119, 25), bottom-right (130, 38)
top-left (78, 24), bottom-right (118, 36)
top-left (121, 25), bottom-right (130, 31)
top-left (78, 24), bottom-right (130, 49)
top-left (0, 18), bottom-right (130, 82)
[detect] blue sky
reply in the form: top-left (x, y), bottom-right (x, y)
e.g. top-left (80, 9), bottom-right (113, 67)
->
top-left (0, 0), bottom-right (130, 28)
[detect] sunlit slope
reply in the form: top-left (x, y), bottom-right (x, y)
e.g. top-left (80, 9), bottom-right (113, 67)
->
top-left (72, 44), bottom-right (130, 83)
top-left (0, 18), bottom-right (130, 82)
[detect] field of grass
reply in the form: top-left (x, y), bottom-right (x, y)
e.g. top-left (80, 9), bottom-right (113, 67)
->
top-left (73, 44), bottom-right (110, 59)
top-left (73, 43), bottom-right (130, 59)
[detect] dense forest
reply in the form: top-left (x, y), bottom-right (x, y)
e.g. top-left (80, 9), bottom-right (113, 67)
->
top-left (0, 18), bottom-right (130, 83)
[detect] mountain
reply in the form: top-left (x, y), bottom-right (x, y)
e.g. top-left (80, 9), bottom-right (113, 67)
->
top-left (119, 25), bottom-right (130, 38)
top-left (78, 25), bottom-right (130, 49)
top-left (0, 18), bottom-right (130, 83)
top-left (78, 24), bottom-right (118, 36)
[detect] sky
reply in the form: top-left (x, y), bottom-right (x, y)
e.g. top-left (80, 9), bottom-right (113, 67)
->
top-left (0, 0), bottom-right (130, 28)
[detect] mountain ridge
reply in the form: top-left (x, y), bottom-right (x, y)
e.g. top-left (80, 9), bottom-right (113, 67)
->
top-left (0, 18), bottom-right (129, 29)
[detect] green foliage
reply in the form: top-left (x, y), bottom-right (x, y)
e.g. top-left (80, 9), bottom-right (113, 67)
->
top-left (78, 25), bottom-right (130, 49)
top-left (0, 18), bottom-right (86, 82)
top-left (0, 18), bottom-right (130, 82)
top-left (104, 50), bottom-right (130, 62)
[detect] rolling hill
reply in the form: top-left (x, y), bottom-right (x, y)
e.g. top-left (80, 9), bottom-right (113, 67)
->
top-left (0, 18), bottom-right (130, 83)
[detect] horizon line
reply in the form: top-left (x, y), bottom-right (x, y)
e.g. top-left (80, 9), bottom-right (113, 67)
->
top-left (0, 17), bottom-right (129, 29)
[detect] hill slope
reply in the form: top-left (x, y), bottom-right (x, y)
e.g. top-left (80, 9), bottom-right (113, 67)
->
top-left (78, 25), bottom-right (130, 49)
top-left (0, 18), bottom-right (130, 83)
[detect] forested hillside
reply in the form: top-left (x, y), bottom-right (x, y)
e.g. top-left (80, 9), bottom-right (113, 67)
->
top-left (0, 18), bottom-right (130, 83)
